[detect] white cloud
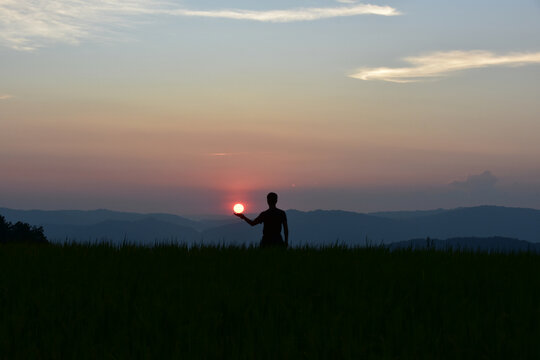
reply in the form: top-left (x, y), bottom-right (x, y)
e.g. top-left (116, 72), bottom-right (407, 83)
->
top-left (0, 1), bottom-right (400, 51)
top-left (350, 50), bottom-right (540, 83)
top-left (0, 94), bottom-right (13, 100)
top-left (166, 4), bottom-right (398, 22)
top-left (336, 0), bottom-right (358, 3)
top-left (0, 0), bottom-right (157, 50)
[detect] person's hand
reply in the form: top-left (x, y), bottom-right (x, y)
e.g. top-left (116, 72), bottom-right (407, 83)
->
top-left (233, 212), bottom-right (244, 219)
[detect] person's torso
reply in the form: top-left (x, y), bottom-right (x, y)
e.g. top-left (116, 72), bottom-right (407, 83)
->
top-left (260, 208), bottom-right (285, 237)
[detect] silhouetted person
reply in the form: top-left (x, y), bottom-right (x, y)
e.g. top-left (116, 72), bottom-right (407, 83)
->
top-left (235, 192), bottom-right (289, 248)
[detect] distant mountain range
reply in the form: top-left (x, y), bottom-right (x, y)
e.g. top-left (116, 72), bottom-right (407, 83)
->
top-left (1, 206), bottom-right (540, 248)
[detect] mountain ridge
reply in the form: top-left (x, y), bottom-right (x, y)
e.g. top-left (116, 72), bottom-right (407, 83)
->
top-left (2, 205), bottom-right (540, 245)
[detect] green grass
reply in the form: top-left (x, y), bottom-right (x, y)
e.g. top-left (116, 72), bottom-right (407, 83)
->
top-left (1, 244), bottom-right (540, 359)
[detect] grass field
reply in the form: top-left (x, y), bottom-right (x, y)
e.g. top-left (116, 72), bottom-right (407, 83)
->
top-left (1, 244), bottom-right (539, 359)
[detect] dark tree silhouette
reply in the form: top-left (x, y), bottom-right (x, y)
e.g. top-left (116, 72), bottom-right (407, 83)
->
top-left (0, 215), bottom-right (48, 244)
top-left (0, 215), bottom-right (8, 240)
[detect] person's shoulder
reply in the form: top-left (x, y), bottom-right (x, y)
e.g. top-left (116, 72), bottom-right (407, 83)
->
top-left (276, 208), bottom-right (287, 217)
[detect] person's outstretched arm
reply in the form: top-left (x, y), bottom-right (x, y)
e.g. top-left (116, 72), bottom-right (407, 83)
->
top-left (283, 214), bottom-right (289, 247)
top-left (234, 213), bottom-right (262, 227)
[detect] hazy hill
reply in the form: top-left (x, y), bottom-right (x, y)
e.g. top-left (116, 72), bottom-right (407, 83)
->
top-left (368, 208), bottom-right (449, 220)
top-left (401, 206), bottom-right (540, 242)
top-left (201, 221), bottom-right (262, 246)
top-left (45, 218), bottom-right (201, 245)
top-left (204, 206), bottom-right (540, 245)
top-left (286, 210), bottom-right (402, 245)
top-left (2, 205), bottom-right (540, 245)
top-left (200, 210), bottom-right (401, 246)
top-left (0, 208), bottom-right (207, 230)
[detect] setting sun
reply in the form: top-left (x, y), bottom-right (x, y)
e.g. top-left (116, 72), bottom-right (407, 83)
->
top-left (233, 203), bottom-right (245, 214)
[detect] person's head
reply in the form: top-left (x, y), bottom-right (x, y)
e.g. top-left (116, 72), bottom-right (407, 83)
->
top-left (267, 192), bottom-right (278, 207)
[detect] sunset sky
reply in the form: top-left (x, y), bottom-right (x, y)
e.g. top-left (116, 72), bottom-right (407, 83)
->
top-left (1, 0), bottom-right (540, 215)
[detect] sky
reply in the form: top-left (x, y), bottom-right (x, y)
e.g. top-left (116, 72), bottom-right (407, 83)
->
top-left (1, 0), bottom-right (540, 215)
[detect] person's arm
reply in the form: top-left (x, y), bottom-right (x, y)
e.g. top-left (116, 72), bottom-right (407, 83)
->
top-left (283, 213), bottom-right (289, 247)
top-left (234, 213), bottom-right (262, 227)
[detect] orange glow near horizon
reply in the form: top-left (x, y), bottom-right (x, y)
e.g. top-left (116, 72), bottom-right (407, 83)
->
top-left (233, 203), bottom-right (245, 214)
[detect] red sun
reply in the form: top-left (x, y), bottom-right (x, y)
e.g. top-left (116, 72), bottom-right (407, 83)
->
top-left (233, 203), bottom-right (245, 214)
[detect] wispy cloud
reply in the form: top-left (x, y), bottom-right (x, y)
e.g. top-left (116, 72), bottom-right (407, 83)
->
top-left (209, 152), bottom-right (251, 157)
top-left (0, 0), bottom-right (156, 50)
top-left (350, 50), bottom-right (540, 83)
top-left (166, 4), bottom-right (398, 22)
top-left (0, 1), bottom-right (399, 51)
top-left (0, 94), bottom-right (13, 100)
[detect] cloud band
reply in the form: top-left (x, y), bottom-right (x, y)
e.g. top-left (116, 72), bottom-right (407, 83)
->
top-left (350, 50), bottom-right (540, 83)
top-left (0, 1), bottom-right (399, 51)
top-left (165, 5), bottom-right (399, 22)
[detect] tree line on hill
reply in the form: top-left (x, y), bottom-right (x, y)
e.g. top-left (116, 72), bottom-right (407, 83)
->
top-left (0, 215), bottom-right (48, 244)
